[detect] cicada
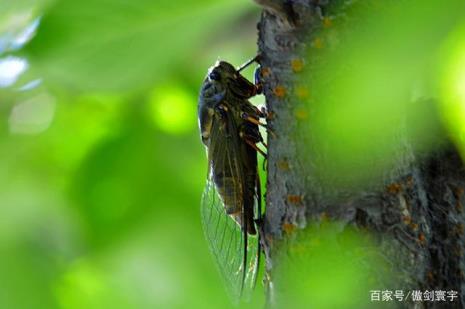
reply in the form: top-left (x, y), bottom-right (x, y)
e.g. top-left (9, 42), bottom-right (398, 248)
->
top-left (198, 56), bottom-right (267, 300)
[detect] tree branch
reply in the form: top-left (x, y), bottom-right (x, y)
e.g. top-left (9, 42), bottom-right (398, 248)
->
top-left (256, 0), bottom-right (465, 306)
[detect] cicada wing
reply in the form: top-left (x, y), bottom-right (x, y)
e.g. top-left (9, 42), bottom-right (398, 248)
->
top-left (200, 105), bottom-right (259, 301)
top-left (201, 176), bottom-right (259, 302)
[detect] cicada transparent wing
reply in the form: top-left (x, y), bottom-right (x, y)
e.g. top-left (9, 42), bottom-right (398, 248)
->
top-left (200, 104), bottom-right (260, 301)
top-left (201, 178), bottom-right (260, 300)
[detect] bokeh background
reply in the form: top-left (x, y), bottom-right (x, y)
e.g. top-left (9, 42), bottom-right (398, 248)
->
top-left (2, 0), bottom-right (465, 308)
top-left (0, 0), bottom-right (263, 308)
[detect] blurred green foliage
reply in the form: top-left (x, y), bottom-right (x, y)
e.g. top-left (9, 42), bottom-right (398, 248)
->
top-left (24, 0), bottom-right (256, 91)
top-left (0, 0), bottom-right (262, 308)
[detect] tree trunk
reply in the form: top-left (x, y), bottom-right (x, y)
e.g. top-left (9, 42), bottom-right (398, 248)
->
top-left (256, 1), bottom-right (465, 308)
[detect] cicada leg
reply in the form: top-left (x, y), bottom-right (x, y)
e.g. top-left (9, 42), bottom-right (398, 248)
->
top-left (237, 54), bottom-right (261, 73)
top-left (253, 65), bottom-right (264, 95)
top-left (244, 139), bottom-right (267, 159)
top-left (241, 112), bottom-right (267, 128)
top-left (241, 111), bottom-right (276, 141)
top-left (239, 124), bottom-right (267, 159)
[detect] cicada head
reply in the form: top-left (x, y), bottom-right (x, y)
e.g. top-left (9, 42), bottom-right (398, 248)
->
top-left (198, 61), bottom-right (236, 106)
top-left (205, 60), bottom-right (256, 99)
top-left (207, 60), bottom-right (237, 82)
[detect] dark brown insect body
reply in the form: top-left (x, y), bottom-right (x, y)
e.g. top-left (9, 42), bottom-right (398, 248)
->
top-left (198, 58), bottom-right (265, 298)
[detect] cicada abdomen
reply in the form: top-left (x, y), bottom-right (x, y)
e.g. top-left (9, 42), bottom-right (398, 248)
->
top-left (198, 58), bottom-right (266, 300)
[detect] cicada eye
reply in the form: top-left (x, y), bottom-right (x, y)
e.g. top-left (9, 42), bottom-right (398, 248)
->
top-left (209, 71), bottom-right (221, 81)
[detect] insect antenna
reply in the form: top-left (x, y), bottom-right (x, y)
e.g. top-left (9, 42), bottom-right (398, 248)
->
top-left (237, 55), bottom-right (260, 73)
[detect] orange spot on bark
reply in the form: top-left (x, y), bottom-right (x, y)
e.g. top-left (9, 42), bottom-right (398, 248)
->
top-left (402, 215), bottom-right (411, 225)
top-left (322, 17), bottom-right (332, 28)
top-left (295, 107), bottom-right (309, 120)
top-left (291, 58), bottom-right (304, 72)
top-left (287, 194), bottom-right (303, 204)
top-left (274, 85), bottom-right (286, 98)
top-left (418, 233), bottom-right (425, 244)
top-left (313, 37), bottom-right (324, 49)
top-left (277, 159), bottom-right (290, 171)
top-left (282, 222), bottom-right (296, 235)
top-left (261, 67), bottom-right (271, 78)
top-left (387, 183), bottom-right (402, 194)
top-left (295, 86), bottom-right (309, 99)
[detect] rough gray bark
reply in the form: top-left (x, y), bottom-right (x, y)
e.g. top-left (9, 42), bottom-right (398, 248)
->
top-left (256, 1), bottom-right (465, 308)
